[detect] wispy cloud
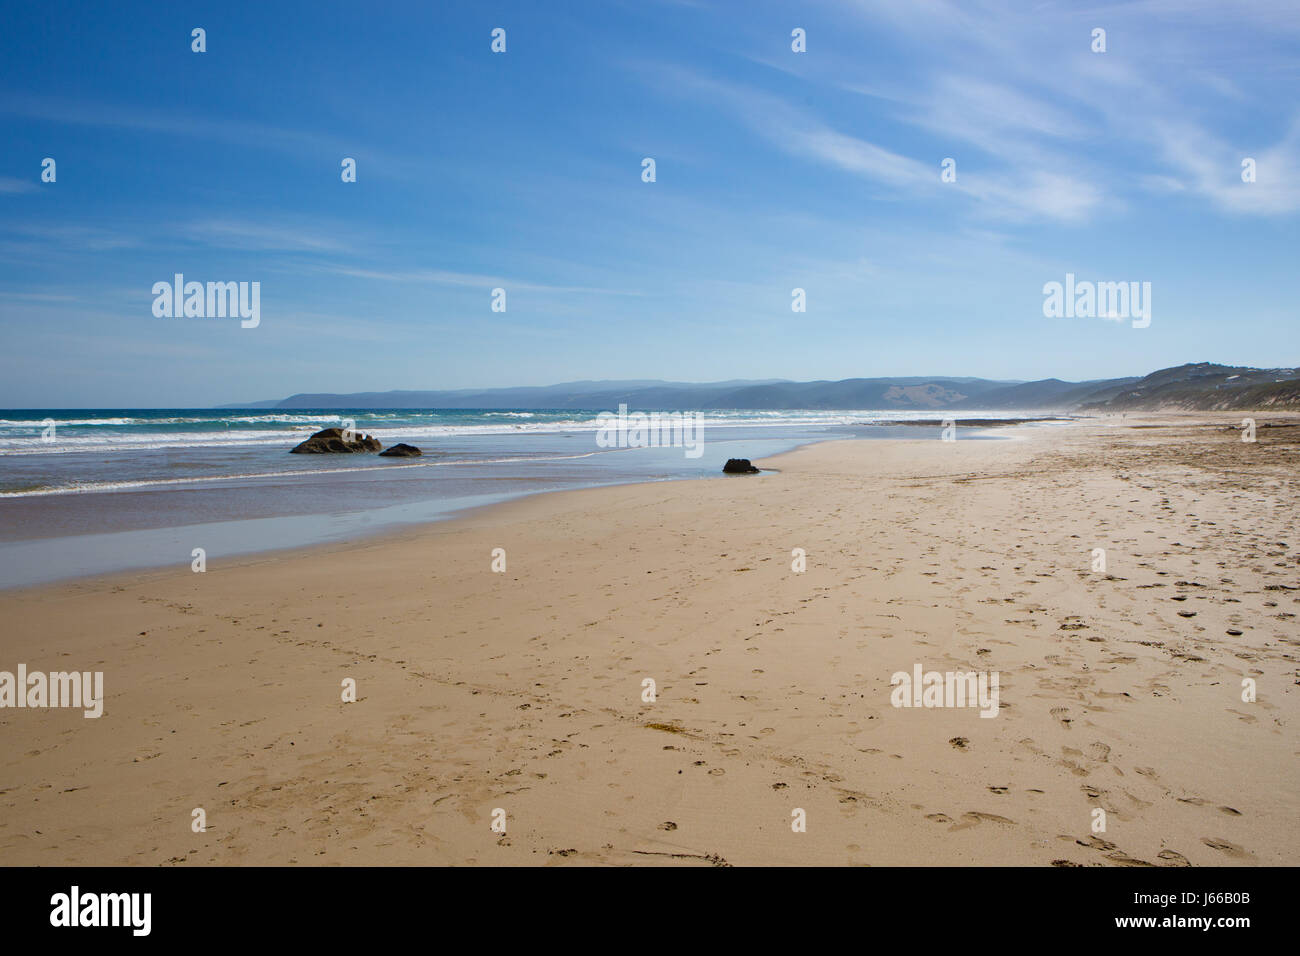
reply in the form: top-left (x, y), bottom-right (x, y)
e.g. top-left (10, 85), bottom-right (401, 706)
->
top-left (832, 0), bottom-right (1300, 215)
top-left (0, 93), bottom-right (425, 183)
top-left (316, 264), bottom-right (644, 297)
top-left (0, 222), bottom-right (140, 251)
top-left (640, 64), bottom-right (1106, 222)
top-left (183, 220), bottom-right (352, 254)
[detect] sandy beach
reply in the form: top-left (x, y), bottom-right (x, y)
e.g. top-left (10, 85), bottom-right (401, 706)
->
top-left (1, 416), bottom-right (1296, 867)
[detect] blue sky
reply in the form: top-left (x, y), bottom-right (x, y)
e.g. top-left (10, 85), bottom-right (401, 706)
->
top-left (1, 0), bottom-right (1297, 407)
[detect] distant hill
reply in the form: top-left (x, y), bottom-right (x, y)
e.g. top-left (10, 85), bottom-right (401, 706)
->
top-left (256, 376), bottom-right (1027, 410)
top-left (1077, 363), bottom-right (1300, 411)
top-left (946, 377), bottom-right (1141, 410)
top-left (222, 363), bottom-right (1300, 412)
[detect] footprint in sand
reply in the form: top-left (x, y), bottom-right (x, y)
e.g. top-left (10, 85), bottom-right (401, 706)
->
top-left (1050, 706), bottom-right (1073, 729)
top-left (1085, 741), bottom-right (1111, 762)
top-left (1201, 837), bottom-right (1253, 860)
top-left (1076, 835), bottom-right (1117, 851)
top-left (949, 811), bottom-right (1015, 831)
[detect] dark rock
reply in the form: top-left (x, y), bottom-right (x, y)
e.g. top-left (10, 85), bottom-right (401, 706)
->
top-left (290, 427), bottom-right (382, 454)
top-left (722, 458), bottom-right (760, 474)
top-left (378, 443), bottom-right (422, 457)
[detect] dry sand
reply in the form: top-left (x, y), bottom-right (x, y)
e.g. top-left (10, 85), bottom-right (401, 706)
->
top-left (1, 416), bottom-right (1297, 866)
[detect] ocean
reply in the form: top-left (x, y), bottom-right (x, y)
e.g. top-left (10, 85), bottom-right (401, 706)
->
top-left (0, 408), bottom-right (1041, 587)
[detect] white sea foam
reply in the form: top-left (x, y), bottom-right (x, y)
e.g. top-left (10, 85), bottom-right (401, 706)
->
top-left (0, 410), bottom-right (1049, 455)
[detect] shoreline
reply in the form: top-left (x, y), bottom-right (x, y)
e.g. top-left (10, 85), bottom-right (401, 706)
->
top-left (0, 421), bottom-right (1040, 591)
top-left (0, 469), bottom-right (772, 598)
top-left (1, 433), bottom-right (850, 598)
top-left (1, 415), bottom-right (1296, 866)
top-left (0, 447), bottom-right (807, 595)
